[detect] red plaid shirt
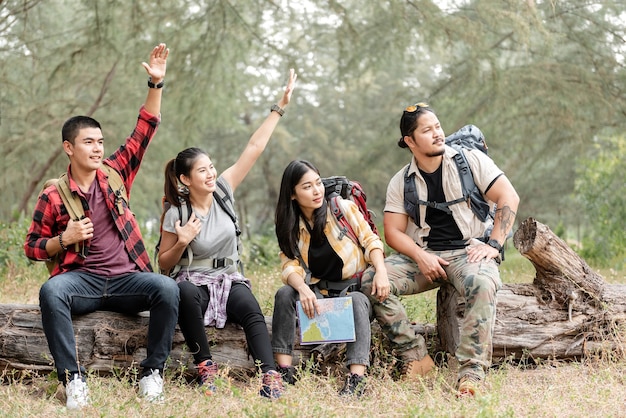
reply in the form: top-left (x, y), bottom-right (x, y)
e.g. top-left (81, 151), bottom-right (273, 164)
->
top-left (24, 106), bottom-right (160, 276)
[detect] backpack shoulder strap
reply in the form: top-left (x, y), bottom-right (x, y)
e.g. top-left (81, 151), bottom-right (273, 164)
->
top-left (55, 173), bottom-right (84, 222)
top-left (156, 198), bottom-right (192, 277)
top-left (214, 177), bottom-right (240, 236)
top-left (403, 164), bottom-right (421, 228)
top-left (213, 177), bottom-right (244, 274)
top-left (54, 174), bottom-right (83, 253)
top-left (102, 164), bottom-right (128, 213)
top-left (328, 195), bottom-right (359, 246)
top-left (296, 252), bottom-right (324, 298)
top-left (450, 148), bottom-right (491, 222)
top-left (179, 199), bottom-right (192, 225)
top-left (450, 148), bottom-right (475, 200)
top-left (403, 162), bottom-right (467, 224)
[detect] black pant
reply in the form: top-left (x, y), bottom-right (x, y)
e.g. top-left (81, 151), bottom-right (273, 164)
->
top-left (177, 281), bottom-right (274, 373)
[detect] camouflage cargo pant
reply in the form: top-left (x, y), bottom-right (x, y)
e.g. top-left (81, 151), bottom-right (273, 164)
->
top-left (360, 248), bottom-right (501, 379)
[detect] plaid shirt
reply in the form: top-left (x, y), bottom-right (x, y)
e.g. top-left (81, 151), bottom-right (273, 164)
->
top-left (280, 199), bottom-right (384, 285)
top-left (24, 106), bottom-right (160, 276)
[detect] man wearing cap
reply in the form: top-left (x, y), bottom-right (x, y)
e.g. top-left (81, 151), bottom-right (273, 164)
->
top-left (360, 102), bottom-right (519, 397)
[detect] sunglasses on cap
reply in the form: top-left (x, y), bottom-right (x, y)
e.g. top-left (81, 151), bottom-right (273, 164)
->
top-left (404, 102), bottom-right (429, 113)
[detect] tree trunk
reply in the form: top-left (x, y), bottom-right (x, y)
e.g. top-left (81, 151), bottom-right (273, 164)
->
top-left (436, 217), bottom-right (625, 361)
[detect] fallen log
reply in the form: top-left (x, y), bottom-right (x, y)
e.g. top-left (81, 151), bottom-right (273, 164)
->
top-left (0, 303), bottom-right (437, 377)
top-left (436, 217), bottom-right (626, 362)
top-left (0, 304), bottom-right (306, 377)
top-left (1, 218), bottom-right (623, 377)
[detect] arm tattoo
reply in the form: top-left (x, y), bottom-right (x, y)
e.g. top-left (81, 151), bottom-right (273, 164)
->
top-left (495, 205), bottom-right (516, 236)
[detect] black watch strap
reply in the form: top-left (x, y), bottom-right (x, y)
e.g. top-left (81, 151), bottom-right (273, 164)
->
top-left (148, 77), bottom-right (165, 89)
top-left (270, 104), bottom-right (285, 116)
top-left (487, 239), bottom-right (502, 252)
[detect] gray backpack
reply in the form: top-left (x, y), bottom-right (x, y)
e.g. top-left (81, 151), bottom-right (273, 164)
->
top-left (155, 177), bottom-right (243, 277)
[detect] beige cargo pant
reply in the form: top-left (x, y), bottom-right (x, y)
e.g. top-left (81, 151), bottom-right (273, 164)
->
top-left (360, 248), bottom-right (501, 380)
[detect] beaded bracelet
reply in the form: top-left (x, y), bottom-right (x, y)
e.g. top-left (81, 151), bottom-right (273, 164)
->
top-left (59, 233), bottom-right (68, 252)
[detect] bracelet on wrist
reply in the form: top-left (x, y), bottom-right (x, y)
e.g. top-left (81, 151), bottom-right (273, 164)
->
top-left (487, 239), bottom-right (502, 252)
top-left (148, 77), bottom-right (165, 89)
top-left (270, 104), bottom-right (285, 116)
top-left (59, 233), bottom-right (68, 252)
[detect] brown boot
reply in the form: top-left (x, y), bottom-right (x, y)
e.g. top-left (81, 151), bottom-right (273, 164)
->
top-left (398, 347), bottom-right (436, 379)
top-left (402, 354), bottom-right (436, 378)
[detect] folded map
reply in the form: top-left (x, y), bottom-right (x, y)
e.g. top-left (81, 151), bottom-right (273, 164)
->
top-left (296, 296), bottom-right (356, 345)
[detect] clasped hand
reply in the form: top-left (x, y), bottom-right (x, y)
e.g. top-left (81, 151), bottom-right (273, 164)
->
top-left (64, 218), bottom-right (94, 245)
top-left (174, 212), bottom-right (202, 246)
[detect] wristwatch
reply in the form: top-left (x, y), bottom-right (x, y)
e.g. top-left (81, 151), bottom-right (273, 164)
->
top-left (487, 239), bottom-right (502, 252)
top-left (270, 104), bottom-right (285, 116)
top-left (147, 77), bottom-right (165, 89)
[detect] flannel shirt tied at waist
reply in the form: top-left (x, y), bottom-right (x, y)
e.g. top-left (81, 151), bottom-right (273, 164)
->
top-left (176, 270), bottom-right (251, 328)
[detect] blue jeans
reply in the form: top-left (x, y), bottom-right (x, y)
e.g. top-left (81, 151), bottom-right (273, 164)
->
top-left (39, 271), bottom-right (180, 383)
top-left (271, 285), bottom-right (372, 367)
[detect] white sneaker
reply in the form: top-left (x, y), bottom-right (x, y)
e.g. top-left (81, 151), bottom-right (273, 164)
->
top-left (66, 373), bottom-right (89, 410)
top-left (139, 369), bottom-right (164, 403)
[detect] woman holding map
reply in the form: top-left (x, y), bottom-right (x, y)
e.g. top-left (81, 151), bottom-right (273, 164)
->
top-left (272, 160), bottom-right (389, 397)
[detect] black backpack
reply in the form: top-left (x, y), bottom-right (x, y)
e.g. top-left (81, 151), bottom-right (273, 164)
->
top-left (403, 124), bottom-right (492, 228)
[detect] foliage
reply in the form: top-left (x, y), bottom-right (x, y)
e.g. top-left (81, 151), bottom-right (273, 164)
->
top-left (242, 224), bottom-right (281, 268)
top-left (1, 0), bottom-right (625, 261)
top-left (0, 218), bottom-right (32, 269)
top-left (574, 135), bottom-right (626, 268)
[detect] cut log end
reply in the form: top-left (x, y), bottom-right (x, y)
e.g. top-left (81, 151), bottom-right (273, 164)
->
top-left (513, 217), bottom-right (538, 255)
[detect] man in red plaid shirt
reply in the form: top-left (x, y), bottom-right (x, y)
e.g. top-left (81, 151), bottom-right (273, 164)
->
top-left (24, 43), bottom-right (179, 409)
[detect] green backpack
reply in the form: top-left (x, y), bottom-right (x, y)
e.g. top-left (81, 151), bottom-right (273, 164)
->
top-left (43, 165), bottom-right (126, 274)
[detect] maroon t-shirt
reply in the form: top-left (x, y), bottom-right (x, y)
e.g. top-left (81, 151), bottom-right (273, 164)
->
top-left (78, 179), bottom-right (137, 276)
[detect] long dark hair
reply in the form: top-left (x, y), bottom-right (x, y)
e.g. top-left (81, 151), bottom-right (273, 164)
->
top-left (163, 147), bottom-right (209, 207)
top-left (275, 160), bottom-right (327, 259)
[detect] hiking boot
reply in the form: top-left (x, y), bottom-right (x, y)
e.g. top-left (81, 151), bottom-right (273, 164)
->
top-left (276, 365), bottom-right (297, 385)
top-left (259, 370), bottom-right (285, 399)
top-left (338, 373), bottom-right (367, 398)
top-left (66, 373), bottom-right (89, 410)
top-left (401, 354), bottom-right (436, 378)
top-left (197, 359), bottom-right (219, 395)
top-left (398, 347), bottom-right (435, 379)
top-left (139, 369), bottom-right (164, 403)
top-left (457, 373), bottom-right (481, 398)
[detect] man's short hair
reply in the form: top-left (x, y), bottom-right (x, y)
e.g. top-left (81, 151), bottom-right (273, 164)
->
top-left (61, 116), bottom-right (101, 144)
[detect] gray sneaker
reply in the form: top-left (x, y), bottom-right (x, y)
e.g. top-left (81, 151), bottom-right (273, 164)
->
top-left (66, 373), bottom-right (89, 410)
top-left (139, 369), bottom-right (164, 403)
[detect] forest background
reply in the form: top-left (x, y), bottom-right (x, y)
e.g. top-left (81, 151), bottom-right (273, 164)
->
top-left (1, 2), bottom-right (626, 416)
top-left (1, 0), bottom-right (624, 269)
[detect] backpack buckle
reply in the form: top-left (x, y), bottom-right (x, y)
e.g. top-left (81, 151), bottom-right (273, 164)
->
top-left (212, 258), bottom-right (229, 269)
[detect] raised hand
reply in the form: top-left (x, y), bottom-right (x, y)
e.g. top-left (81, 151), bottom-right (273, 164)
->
top-left (277, 68), bottom-right (298, 108)
top-left (142, 43), bottom-right (169, 82)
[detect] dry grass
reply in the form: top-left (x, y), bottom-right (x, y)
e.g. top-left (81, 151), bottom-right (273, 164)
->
top-left (1, 357), bottom-right (626, 417)
top-left (1, 250), bottom-right (626, 417)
